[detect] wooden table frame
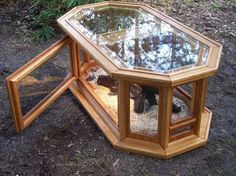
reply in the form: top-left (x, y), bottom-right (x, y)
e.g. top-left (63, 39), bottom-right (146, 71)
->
top-left (6, 1), bottom-right (222, 159)
top-left (68, 47), bottom-right (213, 158)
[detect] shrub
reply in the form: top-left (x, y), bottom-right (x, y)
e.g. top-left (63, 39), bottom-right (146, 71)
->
top-left (32, 0), bottom-right (104, 42)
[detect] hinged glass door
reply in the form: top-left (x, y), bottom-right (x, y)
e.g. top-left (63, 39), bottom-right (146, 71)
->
top-left (6, 36), bottom-right (79, 132)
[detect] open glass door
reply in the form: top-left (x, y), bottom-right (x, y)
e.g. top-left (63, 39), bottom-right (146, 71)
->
top-left (6, 36), bottom-right (78, 132)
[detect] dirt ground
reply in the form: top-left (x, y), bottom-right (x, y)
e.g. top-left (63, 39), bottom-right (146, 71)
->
top-left (0, 0), bottom-right (236, 175)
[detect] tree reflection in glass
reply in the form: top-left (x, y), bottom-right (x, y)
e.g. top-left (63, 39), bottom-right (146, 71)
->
top-left (68, 6), bottom-right (209, 73)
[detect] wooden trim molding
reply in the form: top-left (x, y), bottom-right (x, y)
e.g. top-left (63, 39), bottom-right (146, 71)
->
top-left (57, 1), bottom-right (222, 84)
top-left (6, 37), bottom-right (75, 132)
top-left (6, 0), bottom-right (221, 159)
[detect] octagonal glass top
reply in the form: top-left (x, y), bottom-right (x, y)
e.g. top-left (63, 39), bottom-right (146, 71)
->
top-left (68, 5), bottom-right (210, 73)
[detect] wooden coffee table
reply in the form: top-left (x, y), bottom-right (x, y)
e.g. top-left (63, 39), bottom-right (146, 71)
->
top-left (7, 1), bottom-right (222, 159)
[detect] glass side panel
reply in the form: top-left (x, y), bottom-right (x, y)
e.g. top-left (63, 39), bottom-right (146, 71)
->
top-left (170, 124), bottom-right (193, 137)
top-left (171, 84), bottom-right (193, 124)
top-left (129, 84), bottom-right (159, 138)
top-left (169, 83), bottom-right (196, 141)
top-left (18, 46), bottom-right (71, 116)
top-left (81, 65), bottom-right (118, 125)
top-left (68, 6), bottom-right (209, 73)
top-left (79, 48), bottom-right (85, 65)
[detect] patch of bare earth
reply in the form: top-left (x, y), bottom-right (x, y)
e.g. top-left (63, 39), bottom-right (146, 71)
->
top-left (0, 0), bottom-right (235, 175)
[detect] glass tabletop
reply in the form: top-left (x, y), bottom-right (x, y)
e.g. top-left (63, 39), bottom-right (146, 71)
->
top-left (68, 5), bottom-right (209, 73)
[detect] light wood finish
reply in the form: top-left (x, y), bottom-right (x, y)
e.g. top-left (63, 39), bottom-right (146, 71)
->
top-left (70, 40), bottom-right (79, 77)
top-left (171, 115), bottom-right (193, 125)
top-left (6, 37), bottom-right (75, 132)
top-left (113, 70), bottom-right (171, 86)
top-left (166, 135), bottom-right (206, 158)
top-left (199, 108), bottom-right (212, 139)
top-left (7, 0), bottom-right (222, 159)
top-left (71, 47), bottom-right (209, 156)
top-left (6, 80), bottom-right (23, 131)
top-left (194, 78), bottom-right (208, 136)
top-left (80, 62), bottom-right (91, 76)
top-left (70, 78), bottom-right (212, 159)
top-left (56, 0), bottom-right (220, 157)
top-left (128, 133), bottom-right (158, 143)
top-left (170, 129), bottom-right (195, 142)
top-left (166, 108), bottom-right (212, 158)
top-left (207, 46), bottom-right (223, 69)
top-left (158, 87), bottom-right (173, 149)
top-left (170, 67), bottom-right (214, 87)
top-left (169, 118), bottom-right (196, 131)
top-left (116, 137), bottom-right (165, 159)
top-left (118, 80), bottom-right (130, 141)
top-left (6, 31), bottom-right (216, 158)
top-left (58, 1), bottom-right (222, 85)
top-left (79, 77), bottom-right (118, 125)
top-left (69, 81), bottom-right (119, 145)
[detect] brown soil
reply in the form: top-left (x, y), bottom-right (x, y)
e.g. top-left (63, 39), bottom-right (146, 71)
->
top-left (0, 0), bottom-right (236, 175)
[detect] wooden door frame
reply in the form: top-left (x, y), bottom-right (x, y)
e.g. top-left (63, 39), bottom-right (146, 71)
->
top-left (6, 36), bottom-right (78, 132)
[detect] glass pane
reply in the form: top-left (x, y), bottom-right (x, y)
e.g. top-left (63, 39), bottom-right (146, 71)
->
top-left (82, 65), bottom-right (118, 125)
top-left (180, 83), bottom-right (192, 95)
top-left (79, 48), bottom-right (85, 65)
top-left (18, 46), bottom-right (71, 116)
top-left (171, 83), bottom-right (193, 124)
top-left (130, 84), bottom-right (159, 137)
top-left (170, 124), bottom-right (193, 137)
top-left (68, 6), bottom-right (209, 73)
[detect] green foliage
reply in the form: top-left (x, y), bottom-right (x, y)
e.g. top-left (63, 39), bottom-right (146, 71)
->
top-left (229, 0), bottom-right (236, 5)
top-left (211, 1), bottom-right (224, 10)
top-left (33, 26), bottom-right (56, 42)
top-left (32, 0), bottom-right (104, 42)
top-left (63, 0), bottom-right (104, 8)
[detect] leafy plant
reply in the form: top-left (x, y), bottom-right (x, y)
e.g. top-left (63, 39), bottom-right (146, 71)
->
top-left (33, 26), bottom-right (56, 42)
top-left (210, 1), bottom-right (224, 10)
top-left (229, 0), bottom-right (236, 5)
top-left (32, 0), bottom-right (104, 42)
